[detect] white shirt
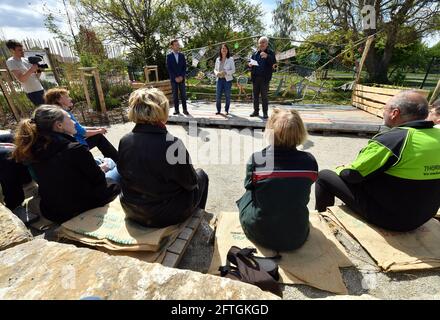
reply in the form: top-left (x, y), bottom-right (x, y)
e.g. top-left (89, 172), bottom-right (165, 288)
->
top-left (6, 57), bottom-right (43, 93)
top-left (173, 51), bottom-right (179, 64)
top-left (214, 57), bottom-right (236, 82)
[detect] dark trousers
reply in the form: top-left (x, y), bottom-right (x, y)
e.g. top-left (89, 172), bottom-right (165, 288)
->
top-left (86, 134), bottom-right (119, 164)
top-left (0, 147), bottom-right (32, 210)
top-left (26, 90), bottom-right (45, 107)
top-left (315, 169), bottom-right (413, 231)
top-left (315, 169), bottom-right (362, 213)
top-left (193, 168), bottom-right (209, 210)
top-left (252, 76), bottom-right (269, 114)
top-left (171, 80), bottom-right (187, 112)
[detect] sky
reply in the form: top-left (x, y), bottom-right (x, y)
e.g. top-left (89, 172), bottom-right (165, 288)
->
top-left (0, 0), bottom-right (439, 47)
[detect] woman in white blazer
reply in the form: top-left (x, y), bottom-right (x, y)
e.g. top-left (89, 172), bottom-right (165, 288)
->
top-left (214, 44), bottom-right (235, 115)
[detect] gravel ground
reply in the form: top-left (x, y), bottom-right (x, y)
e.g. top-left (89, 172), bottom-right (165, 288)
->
top-left (95, 122), bottom-right (440, 300)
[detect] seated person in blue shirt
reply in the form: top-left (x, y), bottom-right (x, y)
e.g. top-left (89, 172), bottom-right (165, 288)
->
top-left (44, 88), bottom-right (119, 164)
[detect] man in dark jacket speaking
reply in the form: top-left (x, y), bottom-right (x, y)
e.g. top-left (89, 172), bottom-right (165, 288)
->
top-left (249, 36), bottom-right (277, 119)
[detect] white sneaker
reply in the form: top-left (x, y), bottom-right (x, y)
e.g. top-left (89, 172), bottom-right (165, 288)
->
top-left (12, 206), bottom-right (39, 226)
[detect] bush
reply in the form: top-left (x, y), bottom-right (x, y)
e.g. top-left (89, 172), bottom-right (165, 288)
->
top-left (108, 83), bottom-right (133, 98)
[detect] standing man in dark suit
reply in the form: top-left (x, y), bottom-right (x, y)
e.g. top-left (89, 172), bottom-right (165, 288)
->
top-left (166, 39), bottom-right (189, 115)
top-left (249, 36), bottom-right (277, 119)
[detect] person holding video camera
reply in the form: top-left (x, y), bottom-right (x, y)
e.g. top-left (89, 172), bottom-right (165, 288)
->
top-left (5, 39), bottom-right (45, 106)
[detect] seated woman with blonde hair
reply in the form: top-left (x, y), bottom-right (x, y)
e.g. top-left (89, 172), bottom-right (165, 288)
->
top-left (118, 87), bottom-right (209, 228)
top-left (236, 108), bottom-right (318, 251)
top-left (12, 105), bottom-right (120, 224)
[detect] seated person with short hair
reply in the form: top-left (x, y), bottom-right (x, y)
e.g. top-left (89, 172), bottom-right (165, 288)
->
top-left (44, 88), bottom-right (119, 164)
top-left (315, 91), bottom-right (440, 231)
top-left (118, 88), bottom-right (209, 228)
top-left (12, 105), bottom-right (120, 224)
top-left (427, 99), bottom-right (440, 128)
top-left (237, 108), bottom-right (318, 251)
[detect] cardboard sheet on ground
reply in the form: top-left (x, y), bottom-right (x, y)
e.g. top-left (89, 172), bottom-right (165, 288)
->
top-left (208, 211), bottom-right (352, 294)
top-left (60, 197), bottom-right (179, 252)
top-left (327, 206), bottom-right (440, 272)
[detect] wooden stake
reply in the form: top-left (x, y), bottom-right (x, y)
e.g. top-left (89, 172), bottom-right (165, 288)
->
top-left (0, 70), bottom-right (20, 120)
top-left (93, 69), bottom-right (107, 113)
top-left (352, 35), bottom-right (374, 105)
top-left (79, 69), bottom-right (92, 110)
top-left (429, 79), bottom-right (440, 105)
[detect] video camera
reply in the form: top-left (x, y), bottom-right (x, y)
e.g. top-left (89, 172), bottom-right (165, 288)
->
top-left (27, 55), bottom-right (49, 70)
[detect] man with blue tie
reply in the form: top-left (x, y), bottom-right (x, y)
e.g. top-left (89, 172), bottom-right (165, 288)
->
top-left (166, 39), bottom-right (189, 115)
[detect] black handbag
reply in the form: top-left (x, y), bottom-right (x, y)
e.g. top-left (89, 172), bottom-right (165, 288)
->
top-left (218, 246), bottom-right (282, 296)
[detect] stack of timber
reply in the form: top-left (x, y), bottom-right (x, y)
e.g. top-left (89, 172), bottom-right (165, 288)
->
top-left (352, 84), bottom-right (430, 118)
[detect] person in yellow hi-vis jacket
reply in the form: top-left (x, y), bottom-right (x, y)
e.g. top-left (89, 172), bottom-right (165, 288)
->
top-left (315, 91), bottom-right (440, 231)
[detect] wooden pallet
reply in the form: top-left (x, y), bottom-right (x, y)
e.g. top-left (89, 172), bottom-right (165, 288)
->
top-left (162, 208), bottom-right (205, 268)
top-left (352, 84), bottom-right (430, 118)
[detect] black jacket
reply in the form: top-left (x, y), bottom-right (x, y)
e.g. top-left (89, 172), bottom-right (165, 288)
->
top-left (30, 132), bottom-right (120, 223)
top-left (118, 123), bottom-right (198, 227)
top-left (250, 48), bottom-right (277, 82)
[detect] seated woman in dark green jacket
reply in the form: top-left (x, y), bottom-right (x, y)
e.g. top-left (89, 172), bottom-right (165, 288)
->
top-left (236, 108), bottom-right (318, 251)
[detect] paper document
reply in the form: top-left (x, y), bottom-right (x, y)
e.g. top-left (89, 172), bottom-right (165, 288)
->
top-left (249, 59), bottom-right (259, 66)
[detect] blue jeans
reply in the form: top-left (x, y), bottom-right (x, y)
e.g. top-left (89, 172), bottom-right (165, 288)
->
top-left (171, 80), bottom-right (187, 112)
top-left (95, 158), bottom-right (121, 184)
top-left (216, 79), bottom-right (232, 113)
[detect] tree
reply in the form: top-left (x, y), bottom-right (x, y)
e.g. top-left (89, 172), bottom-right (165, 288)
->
top-left (177, 0), bottom-right (264, 49)
top-left (44, 0), bottom-right (84, 54)
top-left (273, 0), bottom-right (440, 84)
top-left (78, 0), bottom-right (178, 72)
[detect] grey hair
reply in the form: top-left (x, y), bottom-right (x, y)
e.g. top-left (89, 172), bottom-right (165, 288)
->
top-left (258, 36), bottom-right (269, 43)
top-left (389, 91), bottom-right (429, 120)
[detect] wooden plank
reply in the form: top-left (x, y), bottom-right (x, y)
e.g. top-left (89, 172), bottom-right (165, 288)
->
top-left (167, 239), bottom-right (187, 255)
top-left (93, 69), bottom-right (107, 113)
top-left (355, 84), bottom-right (429, 97)
top-left (354, 90), bottom-right (393, 104)
top-left (79, 70), bottom-right (92, 109)
top-left (193, 209), bottom-right (203, 218)
top-left (187, 217), bottom-right (201, 229)
top-left (353, 101), bottom-right (383, 118)
top-left (162, 252), bottom-right (180, 268)
top-left (355, 35), bottom-right (374, 85)
top-left (353, 95), bottom-right (386, 109)
top-left (0, 71), bottom-right (20, 120)
top-left (178, 227), bottom-right (194, 241)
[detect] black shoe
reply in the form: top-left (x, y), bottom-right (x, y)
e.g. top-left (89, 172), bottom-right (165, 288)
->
top-left (183, 110), bottom-right (189, 115)
top-left (225, 112), bottom-right (229, 116)
top-left (215, 112), bottom-right (221, 115)
top-left (263, 114), bottom-right (268, 119)
top-left (173, 111), bottom-right (180, 115)
top-left (250, 112), bottom-right (259, 117)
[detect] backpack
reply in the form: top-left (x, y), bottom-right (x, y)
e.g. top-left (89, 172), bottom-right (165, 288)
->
top-left (218, 246), bottom-right (282, 297)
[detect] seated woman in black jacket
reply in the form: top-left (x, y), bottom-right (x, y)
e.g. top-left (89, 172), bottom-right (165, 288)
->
top-left (118, 87), bottom-right (209, 228)
top-left (12, 105), bottom-right (120, 224)
top-left (237, 108), bottom-right (318, 251)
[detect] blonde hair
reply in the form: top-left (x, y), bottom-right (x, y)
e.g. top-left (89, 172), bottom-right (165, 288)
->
top-left (128, 87), bottom-right (169, 124)
top-left (265, 108), bottom-right (308, 148)
top-left (44, 87), bottom-right (69, 106)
